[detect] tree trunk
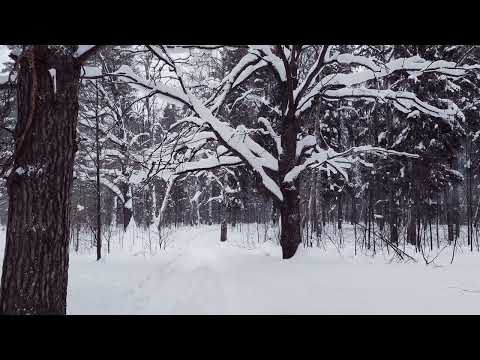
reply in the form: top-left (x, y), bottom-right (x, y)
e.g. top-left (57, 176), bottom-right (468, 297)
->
top-left (445, 188), bottom-right (454, 243)
top-left (450, 159), bottom-right (461, 241)
top-left (407, 208), bottom-right (417, 246)
top-left (278, 103), bottom-right (302, 259)
top-left (321, 198), bottom-right (326, 228)
top-left (123, 201), bottom-right (133, 231)
top-left (95, 78), bottom-right (102, 261)
top-left (75, 224), bottom-right (80, 253)
top-left (207, 181), bottom-right (213, 225)
top-left (220, 220), bottom-right (227, 242)
top-left (112, 196), bottom-right (117, 228)
top-left (279, 185), bottom-right (301, 259)
top-left (121, 184), bottom-right (132, 231)
top-left (389, 191), bottom-right (399, 245)
top-left (350, 191), bottom-right (357, 225)
top-left (337, 193), bottom-right (343, 230)
top-left (0, 46), bottom-right (81, 314)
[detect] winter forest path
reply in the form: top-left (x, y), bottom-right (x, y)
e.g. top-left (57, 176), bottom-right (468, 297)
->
top-left (121, 227), bottom-right (231, 314)
top-left (3, 225), bottom-right (480, 314)
top-left (66, 225), bottom-right (253, 314)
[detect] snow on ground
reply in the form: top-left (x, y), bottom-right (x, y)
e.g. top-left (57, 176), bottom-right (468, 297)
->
top-left (1, 224), bottom-right (480, 314)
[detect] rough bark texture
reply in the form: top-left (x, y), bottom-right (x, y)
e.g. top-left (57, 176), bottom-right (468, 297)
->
top-left (0, 46), bottom-right (81, 314)
top-left (273, 49), bottom-right (303, 260)
top-left (279, 184), bottom-right (301, 259)
top-left (95, 79), bottom-right (102, 261)
top-left (279, 111), bottom-right (301, 259)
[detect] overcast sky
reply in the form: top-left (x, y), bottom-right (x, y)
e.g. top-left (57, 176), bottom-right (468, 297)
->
top-left (0, 45), bottom-right (9, 72)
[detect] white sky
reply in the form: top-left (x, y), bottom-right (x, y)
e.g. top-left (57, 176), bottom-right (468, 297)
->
top-left (0, 45), bottom-right (9, 72)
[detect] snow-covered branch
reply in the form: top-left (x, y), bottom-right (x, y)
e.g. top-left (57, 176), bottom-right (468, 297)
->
top-left (258, 117), bottom-right (282, 155)
top-left (175, 155), bottom-right (243, 175)
top-left (296, 55), bottom-right (476, 116)
top-left (204, 52), bottom-right (269, 112)
top-left (284, 145), bottom-right (419, 184)
top-left (181, 95), bottom-right (283, 201)
top-left (322, 87), bottom-right (461, 124)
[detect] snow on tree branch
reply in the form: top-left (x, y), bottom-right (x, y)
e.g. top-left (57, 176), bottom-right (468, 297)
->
top-left (78, 166), bottom-right (126, 204)
top-left (112, 65), bottom-right (191, 107)
top-left (258, 117), bottom-right (282, 155)
top-left (204, 52), bottom-right (268, 112)
top-left (296, 54), bottom-right (477, 116)
top-left (180, 95), bottom-right (283, 201)
top-left (284, 145), bottom-right (420, 184)
top-left (175, 155), bottom-right (243, 174)
top-left (322, 87), bottom-right (461, 124)
top-left (248, 46), bottom-right (287, 82)
top-left (74, 45), bottom-right (97, 58)
top-left (111, 45), bottom-right (472, 210)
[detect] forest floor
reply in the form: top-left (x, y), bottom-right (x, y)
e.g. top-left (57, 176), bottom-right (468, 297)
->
top-left (2, 224), bottom-right (480, 314)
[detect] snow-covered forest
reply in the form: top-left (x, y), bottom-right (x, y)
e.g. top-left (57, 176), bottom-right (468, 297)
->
top-left (1, 45), bottom-right (480, 314)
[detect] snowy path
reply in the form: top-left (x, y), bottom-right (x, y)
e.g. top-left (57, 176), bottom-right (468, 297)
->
top-left (64, 226), bottom-right (480, 314)
top-left (3, 225), bottom-right (480, 314)
top-left (67, 226), bottom-right (236, 314)
top-left (118, 228), bottom-right (230, 314)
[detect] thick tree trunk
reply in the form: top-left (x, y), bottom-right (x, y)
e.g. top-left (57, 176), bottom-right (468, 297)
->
top-left (279, 111), bottom-right (301, 259)
top-left (279, 185), bottom-right (301, 259)
top-left (274, 55), bottom-right (303, 259)
top-left (0, 46), bottom-right (81, 314)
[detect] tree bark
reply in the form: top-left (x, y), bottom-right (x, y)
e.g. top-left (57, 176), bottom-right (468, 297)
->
top-left (279, 185), bottom-right (301, 259)
top-left (273, 50), bottom-right (303, 259)
top-left (407, 207), bottom-right (417, 246)
top-left (279, 110), bottom-right (301, 259)
top-left (120, 183), bottom-right (133, 231)
top-left (337, 193), bottom-right (343, 230)
top-left (445, 188), bottom-right (454, 243)
top-left (220, 220), bottom-right (227, 242)
top-left (207, 181), bottom-right (213, 225)
top-left (0, 46), bottom-right (81, 314)
top-left (389, 191), bottom-right (399, 245)
top-left (350, 191), bottom-right (357, 225)
top-left (75, 224), bottom-right (80, 253)
top-left (95, 78), bottom-right (102, 261)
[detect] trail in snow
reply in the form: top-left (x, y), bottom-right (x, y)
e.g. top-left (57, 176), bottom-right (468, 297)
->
top-left (3, 225), bottom-right (480, 314)
top-left (64, 225), bottom-right (480, 315)
top-left (121, 227), bottom-right (229, 314)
